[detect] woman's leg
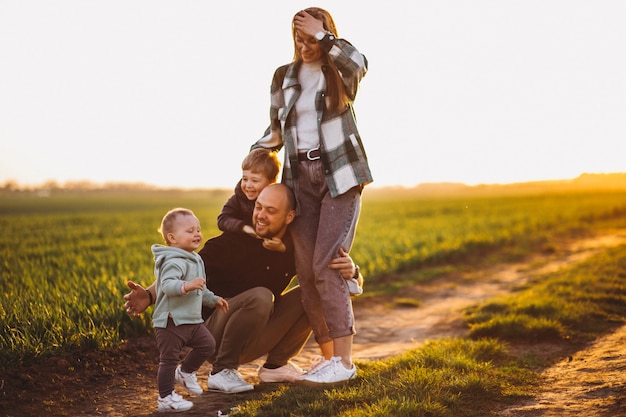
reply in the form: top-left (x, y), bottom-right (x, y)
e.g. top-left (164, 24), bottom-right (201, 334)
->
top-left (291, 161), bottom-right (329, 344)
top-left (291, 160), bottom-right (362, 365)
top-left (314, 186), bottom-right (361, 366)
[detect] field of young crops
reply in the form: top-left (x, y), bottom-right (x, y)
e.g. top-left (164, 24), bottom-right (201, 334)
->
top-left (1, 184), bottom-right (626, 369)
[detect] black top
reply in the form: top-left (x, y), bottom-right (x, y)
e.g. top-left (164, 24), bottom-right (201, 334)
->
top-left (216, 180), bottom-right (256, 234)
top-left (198, 231), bottom-right (296, 301)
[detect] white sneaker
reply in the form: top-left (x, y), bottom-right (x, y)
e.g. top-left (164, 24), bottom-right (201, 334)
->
top-left (175, 365), bottom-right (203, 395)
top-left (258, 361), bottom-right (305, 383)
top-left (207, 369), bottom-right (254, 394)
top-left (297, 356), bottom-right (356, 384)
top-left (296, 357), bottom-right (331, 382)
top-left (157, 390), bottom-right (193, 412)
top-left (347, 278), bottom-right (363, 296)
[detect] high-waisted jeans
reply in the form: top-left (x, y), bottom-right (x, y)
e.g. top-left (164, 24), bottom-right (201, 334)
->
top-left (291, 159), bottom-right (361, 343)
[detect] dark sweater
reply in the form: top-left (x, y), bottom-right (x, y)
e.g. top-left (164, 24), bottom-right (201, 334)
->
top-left (217, 180), bottom-right (256, 234)
top-left (198, 231), bottom-right (296, 305)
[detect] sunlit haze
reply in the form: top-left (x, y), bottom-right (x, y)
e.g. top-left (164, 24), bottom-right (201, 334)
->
top-left (1, 1), bottom-right (624, 190)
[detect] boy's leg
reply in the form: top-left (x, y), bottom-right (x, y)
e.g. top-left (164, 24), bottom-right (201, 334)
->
top-left (181, 324), bottom-right (216, 373)
top-left (156, 319), bottom-right (185, 398)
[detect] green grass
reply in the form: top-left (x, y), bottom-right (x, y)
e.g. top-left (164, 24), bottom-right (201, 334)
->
top-left (0, 191), bottom-right (228, 367)
top-left (232, 338), bottom-right (527, 417)
top-left (1, 186), bottom-right (626, 370)
top-left (358, 189), bottom-right (626, 281)
top-left (465, 244), bottom-right (626, 343)
top-left (2, 184), bottom-right (626, 415)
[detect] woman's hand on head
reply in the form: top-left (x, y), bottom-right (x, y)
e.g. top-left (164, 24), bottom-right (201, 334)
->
top-left (294, 10), bottom-right (325, 38)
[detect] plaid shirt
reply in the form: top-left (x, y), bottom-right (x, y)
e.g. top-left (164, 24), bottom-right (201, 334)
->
top-left (253, 35), bottom-right (373, 200)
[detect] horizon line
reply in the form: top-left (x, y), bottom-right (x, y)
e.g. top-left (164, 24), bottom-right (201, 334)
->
top-left (1, 172), bottom-right (624, 192)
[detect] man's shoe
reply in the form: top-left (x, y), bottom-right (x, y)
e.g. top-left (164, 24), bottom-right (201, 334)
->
top-left (175, 365), bottom-right (203, 395)
top-left (258, 361), bottom-right (305, 383)
top-left (157, 390), bottom-right (193, 412)
top-left (207, 369), bottom-right (254, 394)
top-left (297, 356), bottom-right (356, 384)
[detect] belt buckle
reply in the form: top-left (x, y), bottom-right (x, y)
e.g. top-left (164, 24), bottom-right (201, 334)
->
top-left (306, 147), bottom-right (321, 161)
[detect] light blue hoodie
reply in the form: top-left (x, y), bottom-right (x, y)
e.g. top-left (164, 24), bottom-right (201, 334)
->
top-left (151, 244), bottom-right (219, 328)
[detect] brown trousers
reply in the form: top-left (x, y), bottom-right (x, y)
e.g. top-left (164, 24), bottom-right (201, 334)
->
top-left (205, 286), bottom-right (311, 373)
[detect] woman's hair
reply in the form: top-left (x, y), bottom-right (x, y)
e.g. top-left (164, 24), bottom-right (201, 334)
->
top-left (242, 148), bottom-right (281, 183)
top-left (292, 7), bottom-right (348, 114)
top-left (158, 208), bottom-right (195, 245)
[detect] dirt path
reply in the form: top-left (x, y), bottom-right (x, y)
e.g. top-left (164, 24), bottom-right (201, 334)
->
top-left (4, 230), bottom-right (626, 417)
top-left (501, 323), bottom-right (626, 417)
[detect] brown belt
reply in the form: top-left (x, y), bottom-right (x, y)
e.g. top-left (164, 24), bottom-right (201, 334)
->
top-left (297, 148), bottom-right (321, 161)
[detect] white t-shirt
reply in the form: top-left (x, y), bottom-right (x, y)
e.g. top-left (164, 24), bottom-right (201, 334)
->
top-left (295, 60), bottom-right (323, 152)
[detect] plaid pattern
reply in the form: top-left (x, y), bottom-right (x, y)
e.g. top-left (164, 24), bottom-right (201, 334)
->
top-left (253, 37), bottom-right (373, 200)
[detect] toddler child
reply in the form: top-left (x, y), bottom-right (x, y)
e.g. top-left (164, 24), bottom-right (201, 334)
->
top-left (152, 208), bottom-right (228, 412)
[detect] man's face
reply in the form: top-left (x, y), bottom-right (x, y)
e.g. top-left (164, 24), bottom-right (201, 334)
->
top-left (252, 186), bottom-right (295, 239)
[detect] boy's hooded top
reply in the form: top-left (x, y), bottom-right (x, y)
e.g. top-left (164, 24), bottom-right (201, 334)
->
top-left (151, 244), bottom-right (219, 328)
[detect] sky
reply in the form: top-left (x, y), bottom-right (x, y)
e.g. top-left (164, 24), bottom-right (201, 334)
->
top-left (1, 0), bottom-right (625, 190)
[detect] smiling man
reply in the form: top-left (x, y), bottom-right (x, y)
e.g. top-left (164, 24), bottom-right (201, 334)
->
top-left (124, 184), bottom-right (359, 394)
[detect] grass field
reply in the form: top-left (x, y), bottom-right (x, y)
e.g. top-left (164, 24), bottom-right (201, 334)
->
top-left (1, 181), bottom-right (626, 371)
top-left (2, 177), bottom-right (626, 416)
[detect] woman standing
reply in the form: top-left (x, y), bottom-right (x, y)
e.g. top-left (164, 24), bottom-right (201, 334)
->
top-left (253, 7), bottom-right (372, 384)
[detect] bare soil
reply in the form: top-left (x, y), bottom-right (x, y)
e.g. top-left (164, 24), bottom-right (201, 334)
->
top-left (2, 230), bottom-right (626, 417)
